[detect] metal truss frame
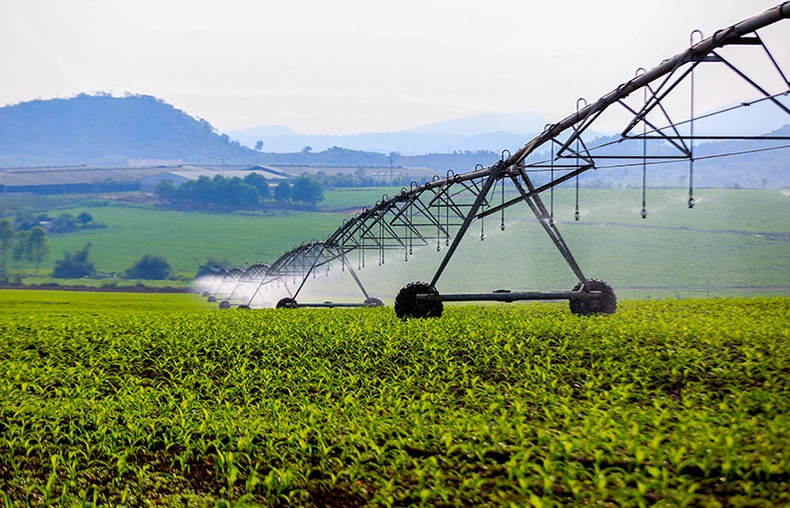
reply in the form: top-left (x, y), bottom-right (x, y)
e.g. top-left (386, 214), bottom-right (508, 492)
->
top-left (209, 2), bottom-right (790, 313)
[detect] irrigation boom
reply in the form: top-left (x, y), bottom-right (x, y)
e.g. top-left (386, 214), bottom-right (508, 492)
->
top-left (201, 2), bottom-right (790, 317)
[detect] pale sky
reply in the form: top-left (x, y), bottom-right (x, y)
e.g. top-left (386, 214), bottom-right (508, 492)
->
top-left (2, 0), bottom-right (788, 134)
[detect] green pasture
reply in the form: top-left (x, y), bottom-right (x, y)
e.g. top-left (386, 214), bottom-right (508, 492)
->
top-left (26, 207), bottom-right (344, 276)
top-left (3, 188), bottom-right (789, 297)
top-left (1, 291), bottom-right (789, 506)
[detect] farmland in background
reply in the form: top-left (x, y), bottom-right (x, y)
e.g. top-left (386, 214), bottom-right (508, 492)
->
top-left (2, 188), bottom-right (788, 298)
top-left (1, 290), bottom-right (788, 505)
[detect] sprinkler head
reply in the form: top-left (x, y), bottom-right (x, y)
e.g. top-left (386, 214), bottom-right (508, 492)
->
top-left (640, 208), bottom-right (647, 219)
top-left (574, 211), bottom-right (580, 221)
top-left (500, 222), bottom-right (505, 231)
top-left (480, 233), bottom-right (486, 241)
top-left (688, 197), bottom-right (695, 208)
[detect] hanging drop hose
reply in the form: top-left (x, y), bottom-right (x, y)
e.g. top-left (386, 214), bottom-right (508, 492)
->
top-left (500, 176), bottom-right (506, 231)
top-left (688, 30), bottom-right (702, 209)
top-left (436, 202), bottom-right (441, 252)
top-left (574, 99), bottom-right (585, 221)
top-left (409, 201), bottom-right (413, 256)
top-left (640, 70), bottom-right (648, 219)
top-left (550, 137), bottom-right (555, 225)
top-left (445, 194), bottom-right (450, 247)
top-left (480, 177), bottom-right (488, 240)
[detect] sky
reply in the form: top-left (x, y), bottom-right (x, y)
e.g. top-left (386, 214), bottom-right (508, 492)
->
top-left (2, 0), bottom-right (788, 135)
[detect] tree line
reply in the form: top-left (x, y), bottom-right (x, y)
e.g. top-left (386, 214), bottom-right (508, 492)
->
top-left (0, 220), bottom-right (50, 280)
top-left (155, 173), bottom-right (324, 206)
top-left (0, 218), bottom-right (174, 282)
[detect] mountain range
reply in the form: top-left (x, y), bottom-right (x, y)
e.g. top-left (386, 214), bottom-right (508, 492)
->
top-left (0, 93), bottom-right (788, 189)
top-left (228, 96), bottom-right (790, 155)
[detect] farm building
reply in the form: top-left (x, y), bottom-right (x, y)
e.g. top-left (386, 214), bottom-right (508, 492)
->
top-left (0, 166), bottom-right (168, 195)
top-left (139, 165), bottom-right (290, 193)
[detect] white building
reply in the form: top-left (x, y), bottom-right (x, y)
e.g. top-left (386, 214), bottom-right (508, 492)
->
top-left (140, 165), bottom-right (290, 193)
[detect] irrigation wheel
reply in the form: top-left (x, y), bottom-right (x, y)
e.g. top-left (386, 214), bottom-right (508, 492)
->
top-left (363, 297), bottom-right (384, 307)
top-left (207, 296), bottom-right (216, 303)
top-left (394, 281), bottom-right (443, 319)
top-left (569, 278), bottom-right (616, 316)
top-left (218, 300), bottom-right (231, 310)
top-left (276, 297), bottom-right (298, 309)
top-left (237, 304), bottom-right (250, 310)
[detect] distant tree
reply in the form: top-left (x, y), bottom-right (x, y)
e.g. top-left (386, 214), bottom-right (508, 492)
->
top-left (13, 212), bottom-right (46, 231)
top-left (301, 146), bottom-right (312, 154)
top-left (52, 242), bottom-right (96, 279)
top-left (211, 176), bottom-right (259, 206)
top-left (291, 175), bottom-right (324, 205)
top-left (193, 176), bottom-right (216, 203)
top-left (173, 179), bottom-right (196, 202)
top-left (26, 226), bottom-right (50, 274)
top-left (155, 180), bottom-right (176, 202)
top-left (125, 254), bottom-right (171, 280)
top-left (254, 140), bottom-right (264, 151)
top-left (77, 212), bottom-right (93, 226)
top-left (50, 213), bottom-right (78, 234)
top-left (12, 231), bottom-right (29, 276)
top-left (195, 256), bottom-right (228, 278)
top-left (0, 220), bottom-right (14, 279)
top-left (226, 178), bottom-right (259, 206)
top-left (243, 173), bottom-right (271, 200)
top-left (274, 181), bottom-right (292, 202)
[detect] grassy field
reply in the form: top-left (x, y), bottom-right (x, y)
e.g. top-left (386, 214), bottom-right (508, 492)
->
top-left (2, 188), bottom-right (789, 298)
top-left (1, 290), bottom-right (789, 506)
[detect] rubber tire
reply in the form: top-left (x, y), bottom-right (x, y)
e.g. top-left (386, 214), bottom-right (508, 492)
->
top-left (207, 296), bottom-right (216, 303)
top-left (276, 297), bottom-right (298, 309)
top-left (202, 291), bottom-right (210, 297)
top-left (237, 304), bottom-right (250, 310)
top-left (218, 300), bottom-right (231, 310)
top-left (394, 282), bottom-right (443, 319)
top-left (363, 297), bottom-right (384, 307)
top-left (569, 278), bottom-right (616, 316)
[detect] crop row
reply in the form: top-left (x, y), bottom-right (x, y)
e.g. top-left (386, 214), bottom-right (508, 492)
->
top-left (0, 292), bottom-right (789, 506)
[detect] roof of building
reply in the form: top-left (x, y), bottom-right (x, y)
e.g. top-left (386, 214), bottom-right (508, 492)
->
top-left (0, 167), bottom-right (167, 187)
top-left (0, 164), bottom-right (290, 188)
top-left (264, 165), bottom-right (437, 179)
top-left (147, 167), bottom-right (289, 182)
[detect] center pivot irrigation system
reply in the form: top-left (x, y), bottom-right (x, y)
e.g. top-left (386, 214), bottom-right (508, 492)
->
top-left (199, 3), bottom-right (790, 318)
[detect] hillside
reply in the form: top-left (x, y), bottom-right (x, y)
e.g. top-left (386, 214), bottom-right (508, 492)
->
top-left (0, 94), bottom-right (269, 167)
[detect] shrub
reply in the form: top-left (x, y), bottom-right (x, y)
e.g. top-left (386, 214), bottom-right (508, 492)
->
top-left (125, 254), bottom-right (171, 280)
top-left (52, 243), bottom-right (96, 279)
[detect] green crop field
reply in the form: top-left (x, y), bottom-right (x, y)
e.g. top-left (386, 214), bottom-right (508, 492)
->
top-left (3, 188), bottom-right (789, 298)
top-left (1, 290), bottom-right (789, 506)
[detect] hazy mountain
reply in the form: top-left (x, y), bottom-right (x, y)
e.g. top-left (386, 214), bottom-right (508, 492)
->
top-left (0, 94), bottom-right (268, 166)
top-left (407, 111), bottom-right (548, 135)
top-left (227, 111), bottom-right (550, 155)
top-left (1, 94), bottom-right (786, 190)
top-left (229, 98), bottom-right (790, 156)
top-left (695, 95), bottom-right (790, 136)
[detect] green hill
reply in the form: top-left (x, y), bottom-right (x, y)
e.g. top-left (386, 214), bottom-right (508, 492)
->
top-left (0, 94), bottom-right (267, 166)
